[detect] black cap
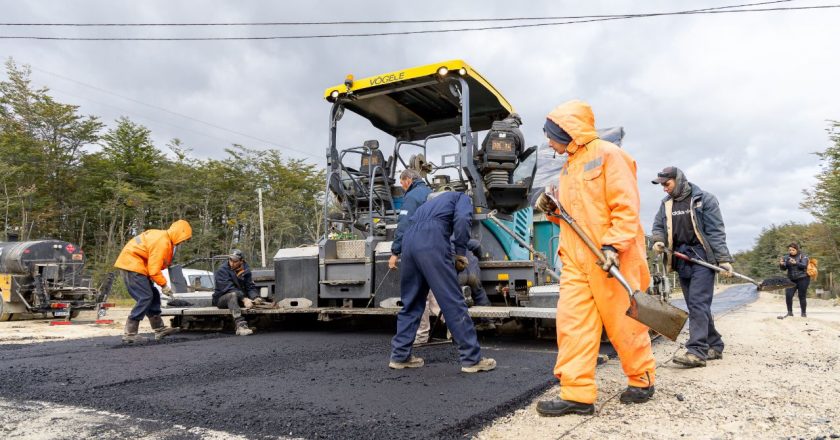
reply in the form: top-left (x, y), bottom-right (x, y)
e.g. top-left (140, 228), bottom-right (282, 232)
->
top-left (544, 118), bottom-right (572, 145)
top-left (229, 249), bottom-right (244, 261)
top-left (651, 166), bottom-right (677, 184)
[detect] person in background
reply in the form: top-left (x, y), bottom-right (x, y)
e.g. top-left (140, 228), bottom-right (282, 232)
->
top-left (459, 239), bottom-right (495, 332)
top-left (778, 242), bottom-right (810, 318)
top-left (114, 219), bottom-right (192, 343)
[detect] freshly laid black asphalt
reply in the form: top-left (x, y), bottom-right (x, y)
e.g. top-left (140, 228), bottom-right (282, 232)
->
top-left (0, 285), bottom-right (757, 439)
top-left (0, 320), bottom-right (557, 439)
top-left (671, 283), bottom-right (758, 315)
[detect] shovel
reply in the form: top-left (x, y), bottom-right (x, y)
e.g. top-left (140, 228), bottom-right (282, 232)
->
top-left (544, 194), bottom-right (688, 341)
top-left (664, 249), bottom-right (795, 291)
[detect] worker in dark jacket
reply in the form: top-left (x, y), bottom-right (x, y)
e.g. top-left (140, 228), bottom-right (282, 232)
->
top-left (213, 249), bottom-right (258, 336)
top-left (651, 166), bottom-right (733, 368)
top-left (778, 242), bottom-right (810, 318)
top-left (389, 191), bottom-right (496, 373)
top-left (389, 169), bottom-right (432, 269)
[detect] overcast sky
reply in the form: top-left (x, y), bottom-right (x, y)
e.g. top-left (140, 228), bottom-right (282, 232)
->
top-left (1, 0), bottom-right (837, 252)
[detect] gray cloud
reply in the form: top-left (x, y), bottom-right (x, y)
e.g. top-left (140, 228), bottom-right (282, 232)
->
top-left (1, 0), bottom-right (836, 252)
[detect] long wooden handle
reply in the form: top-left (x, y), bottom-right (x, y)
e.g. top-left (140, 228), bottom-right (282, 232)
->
top-left (563, 216), bottom-right (607, 266)
top-left (667, 249), bottom-right (759, 286)
top-left (545, 202), bottom-right (635, 298)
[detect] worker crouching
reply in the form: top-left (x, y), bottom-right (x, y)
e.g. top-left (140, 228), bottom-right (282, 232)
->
top-left (114, 219), bottom-right (192, 343)
top-left (213, 249), bottom-right (258, 336)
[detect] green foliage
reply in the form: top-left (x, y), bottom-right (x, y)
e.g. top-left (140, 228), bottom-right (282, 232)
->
top-left (0, 58), bottom-right (325, 287)
top-left (802, 121), bottom-right (840, 228)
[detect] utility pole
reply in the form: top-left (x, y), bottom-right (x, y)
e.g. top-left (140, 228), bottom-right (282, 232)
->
top-left (258, 188), bottom-right (267, 268)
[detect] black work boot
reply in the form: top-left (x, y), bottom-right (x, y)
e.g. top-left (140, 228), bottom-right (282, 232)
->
top-left (620, 385), bottom-right (655, 404)
top-left (673, 351), bottom-right (706, 368)
top-left (122, 319), bottom-right (146, 344)
top-left (801, 312), bottom-right (807, 318)
top-left (536, 398), bottom-right (594, 417)
top-left (149, 315), bottom-right (179, 341)
top-left (707, 348), bottom-right (723, 360)
top-left (777, 311), bottom-right (794, 320)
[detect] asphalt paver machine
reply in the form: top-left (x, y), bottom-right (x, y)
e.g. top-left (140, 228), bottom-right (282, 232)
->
top-left (273, 60), bottom-right (557, 319)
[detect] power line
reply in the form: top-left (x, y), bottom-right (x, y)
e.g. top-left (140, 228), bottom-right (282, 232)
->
top-left (0, 0), bottom-right (793, 26)
top-left (30, 66), bottom-right (322, 160)
top-left (0, 3), bottom-right (836, 41)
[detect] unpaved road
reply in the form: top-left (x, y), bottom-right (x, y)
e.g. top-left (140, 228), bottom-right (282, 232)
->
top-left (1, 287), bottom-right (837, 439)
top-left (477, 289), bottom-right (840, 440)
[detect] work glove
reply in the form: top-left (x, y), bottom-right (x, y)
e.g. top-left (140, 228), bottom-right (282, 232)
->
top-left (454, 255), bottom-right (469, 272)
top-left (652, 241), bottom-right (666, 254)
top-left (535, 192), bottom-right (558, 214)
top-left (719, 262), bottom-right (734, 277)
top-left (242, 298), bottom-right (254, 309)
top-left (161, 285), bottom-right (173, 296)
top-left (388, 254), bottom-right (399, 270)
top-left (600, 246), bottom-right (620, 272)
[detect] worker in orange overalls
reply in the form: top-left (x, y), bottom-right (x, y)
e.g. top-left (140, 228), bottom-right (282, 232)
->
top-left (114, 219), bottom-right (192, 343)
top-left (535, 100), bottom-right (656, 416)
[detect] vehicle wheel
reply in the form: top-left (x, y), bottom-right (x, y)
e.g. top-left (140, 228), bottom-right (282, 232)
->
top-left (70, 310), bottom-right (81, 319)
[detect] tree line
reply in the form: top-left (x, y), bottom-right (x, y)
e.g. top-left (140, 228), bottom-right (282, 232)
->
top-left (0, 59), bottom-right (324, 290)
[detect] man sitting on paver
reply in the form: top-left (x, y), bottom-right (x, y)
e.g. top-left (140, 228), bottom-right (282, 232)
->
top-left (213, 249), bottom-right (258, 336)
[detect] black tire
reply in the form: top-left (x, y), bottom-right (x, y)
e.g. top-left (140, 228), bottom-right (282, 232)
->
top-left (70, 310), bottom-right (81, 319)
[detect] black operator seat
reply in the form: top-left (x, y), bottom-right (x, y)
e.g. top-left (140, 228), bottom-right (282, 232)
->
top-left (358, 140), bottom-right (395, 210)
top-left (359, 140), bottom-right (388, 179)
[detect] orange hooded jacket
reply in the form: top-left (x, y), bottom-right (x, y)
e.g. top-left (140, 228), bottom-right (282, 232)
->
top-left (545, 101), bottom-right (654, 403)
top-left (114, 220), bottom-right (192, 287)
top-left (546, 100), bottom-right (650, 283)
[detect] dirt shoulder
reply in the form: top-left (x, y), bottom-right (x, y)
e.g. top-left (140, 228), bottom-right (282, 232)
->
top-left (477, 291), bottom-right (840, 440)
top-left (0, 308), bottom-right (137, 344)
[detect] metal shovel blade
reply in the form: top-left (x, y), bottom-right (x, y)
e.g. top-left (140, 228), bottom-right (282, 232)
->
top-left (626, 291), bottom-right (688, 342)
top-left (756, 276), bottom-right (795, 291)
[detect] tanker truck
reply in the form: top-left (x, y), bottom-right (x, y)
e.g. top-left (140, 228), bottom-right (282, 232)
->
top-left (0, 240), bottom-right (114, 321)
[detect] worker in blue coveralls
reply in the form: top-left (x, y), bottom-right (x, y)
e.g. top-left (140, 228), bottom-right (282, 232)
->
top-left (388, 191), bottom-right (496, 373)
top-left (389, 169), bottom-right (432, 270)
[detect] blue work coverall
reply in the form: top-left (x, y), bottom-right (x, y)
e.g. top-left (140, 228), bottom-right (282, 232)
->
top-left (391, 179), bottom-right (432, 257)
top-left (390, 191), bottom-right (482, 366)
